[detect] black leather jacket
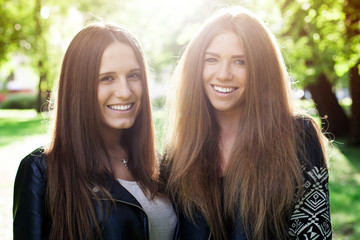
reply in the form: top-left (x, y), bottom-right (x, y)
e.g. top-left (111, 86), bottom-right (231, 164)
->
top-left (13, 148), bottom-right (179, 240)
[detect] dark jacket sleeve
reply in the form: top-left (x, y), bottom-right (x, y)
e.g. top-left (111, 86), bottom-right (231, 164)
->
top-left (288, 119), bottom-right (332, 239)
top-left (13, 148), bottom-right (48, 240)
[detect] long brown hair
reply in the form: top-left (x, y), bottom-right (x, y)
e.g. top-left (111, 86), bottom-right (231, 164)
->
top-left (45, 23), bottom-right (157, 240)
top-left (164, 7), bottom-right (327, 240)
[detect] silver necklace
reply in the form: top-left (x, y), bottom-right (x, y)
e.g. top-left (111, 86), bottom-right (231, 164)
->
top-left (121, 158), bottom-right (128, 168)
top-left (108, 155), bottom-right (128, 169)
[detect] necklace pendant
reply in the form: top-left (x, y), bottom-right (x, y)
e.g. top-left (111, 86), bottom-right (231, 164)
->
top-left (122, 158), bottom-right (128, 168)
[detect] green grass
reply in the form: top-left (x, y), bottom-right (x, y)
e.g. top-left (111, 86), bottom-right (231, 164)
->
top-left (1, 107), bottom-right (360, 240)
top-left (153, 108), bottom-right (167, 152)
top-left (0, 109), bottom-right (50, 147)
top-left (329, 141), bottom-right (360, 239)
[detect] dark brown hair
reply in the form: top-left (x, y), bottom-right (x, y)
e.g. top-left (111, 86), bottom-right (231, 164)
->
top-left (164, 7), bottom-right (327, 240)
top-left (45, 22), bottom-right (157, 240)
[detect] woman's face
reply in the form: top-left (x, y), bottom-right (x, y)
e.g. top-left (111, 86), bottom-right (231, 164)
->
top-left (202, 31), bottom-right (247, 115)
top-left (97, 41), bottom-right (143, 130)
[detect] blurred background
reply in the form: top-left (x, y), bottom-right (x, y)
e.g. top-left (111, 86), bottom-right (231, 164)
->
top-left (0, 0), bottom-right (359, 239)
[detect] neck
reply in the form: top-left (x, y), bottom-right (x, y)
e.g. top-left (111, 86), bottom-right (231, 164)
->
top-left (101, 126), bottom-right (126, 162)
top-left (100, 125), bottom-right (134, 180)
top-left (215, 109), bottom-right (240, 137)
top-left (101, 124), bottom-right (123, 152)
top-left (215, 109), bottom-right (241, 175)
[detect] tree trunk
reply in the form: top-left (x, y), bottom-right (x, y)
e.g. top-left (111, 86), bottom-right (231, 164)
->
top-left (344, 0), bottom-right (360, 145)
top-left (349, 64), bottom-right (360, 144)
top-left (307, 74), bottom-right (350, 138)
top-left (36, 62), bottom-right (46, 113)
top-left (36, 74), bottom-right (42, 113)
top-left (35, 0), bottom-right (43, 113)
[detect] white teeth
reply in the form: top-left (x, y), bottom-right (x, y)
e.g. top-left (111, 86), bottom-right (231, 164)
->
top-left (108, 104), bottom-right (132, 111)
top-left (213, 85), bottom-right (235, 93)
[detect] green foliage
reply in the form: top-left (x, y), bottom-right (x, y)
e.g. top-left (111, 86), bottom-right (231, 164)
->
top-left (0, 0), bottom-right (26, 69)
top-left (0, 0), bottom-right (78, 111)
top-left (0, 94), bottom-right (36, 109)
top-left (280, 0), bottom-right (347, 87)
top-left (151, 96), bottom-right (166, 109)
top-left (0, 93), bottom-right (48, 110)
top-left (279, 0), bottom-right (360, 90)
top-left (0, 0), bottom-right (41, 62)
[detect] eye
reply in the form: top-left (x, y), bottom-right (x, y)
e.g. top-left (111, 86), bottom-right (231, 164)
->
top-left (99, 75), bottom-right (115, 82)
top-left (234, 59), bottom-right (245, 66)
top-left (205, 57), bottom-right (218, 63)
top-left (128, 72), bottom-right (141, 80)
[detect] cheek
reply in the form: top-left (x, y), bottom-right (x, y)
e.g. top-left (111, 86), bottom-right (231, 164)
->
top-left (97, 87), bottom-right (105, 105)
top-left (97, 88), bottom-right (102, 104)
top-left (131, 81), bottom-right (143, 110)
top-left (135, 82), bottom-right (143, 99)
top-left (236, 69), bottom-right (247, 86)
top-left (202, 66), bottom-right (211, 83)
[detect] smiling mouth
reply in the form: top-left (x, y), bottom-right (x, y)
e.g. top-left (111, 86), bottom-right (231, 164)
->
top-left (212, 85), bottom-right (237, 93)
top-left (107, 103), bottom-right (134, 111)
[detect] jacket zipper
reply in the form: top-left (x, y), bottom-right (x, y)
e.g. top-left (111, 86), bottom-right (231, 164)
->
top-left (97, 198), bottom-right (151, 240)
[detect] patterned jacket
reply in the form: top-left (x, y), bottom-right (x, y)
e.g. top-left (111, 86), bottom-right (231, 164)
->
top-left (173, 118), bottom-right (332, 240)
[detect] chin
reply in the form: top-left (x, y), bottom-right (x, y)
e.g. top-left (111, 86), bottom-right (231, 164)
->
top-left (212, 104), bottom-right (231, 111)
top-left (117, 123), bottom-right (135, 130)
top-left (109, 120), bottom-right (136, 130)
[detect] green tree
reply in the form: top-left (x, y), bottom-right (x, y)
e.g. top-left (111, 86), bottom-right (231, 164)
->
top-left (343, 0), bottom-right (360, 144)
top-left (280, 0), bottom-right (355, 139)
top-left (0, 0), bottom-right (53, 111)
top-left (0, 0), bottom-right (81, 112)
top-left (0, 0), bottom-right (29, 78)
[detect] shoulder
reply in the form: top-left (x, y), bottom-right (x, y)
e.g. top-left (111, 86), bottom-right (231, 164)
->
top-left (294, 114), bottom-right (319, 140)
top-left (13, 148), bottom-right (49, 239)
top-left (16, 147), bottom-right (47, 180)
top-left (294, 115), bottom-right (326, 169)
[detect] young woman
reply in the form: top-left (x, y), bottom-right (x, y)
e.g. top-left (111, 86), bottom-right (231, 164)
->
top-left (161, 7), bottom-right (332, 240)
top-left (13, 23), bottom-right (177, 240)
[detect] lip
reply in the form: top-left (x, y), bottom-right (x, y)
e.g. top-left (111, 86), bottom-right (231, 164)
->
top-left (211, 84), bottom-right (238, 94)
top-left (107, 103), bottom-right (134, 112)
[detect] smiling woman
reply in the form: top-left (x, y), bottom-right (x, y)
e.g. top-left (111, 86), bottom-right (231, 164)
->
top-left (12, 23), bottom-right (177, 240)
top-left (161, 6), bottom-right (332, 240)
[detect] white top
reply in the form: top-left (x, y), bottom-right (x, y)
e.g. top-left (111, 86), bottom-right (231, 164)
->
top-left (118, 179), bottom-right (177, 240)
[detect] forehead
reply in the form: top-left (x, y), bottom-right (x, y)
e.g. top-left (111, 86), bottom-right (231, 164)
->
top-left (100, 41), bottom-right (140, 71)
top-left (206, 31), bottom-right (244, 54)
top-left (102, 41), bottom-right (136, 61)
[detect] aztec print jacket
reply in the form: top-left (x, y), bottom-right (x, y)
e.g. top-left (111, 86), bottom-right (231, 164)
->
top-left (172, 117), bottom-right (332, 240)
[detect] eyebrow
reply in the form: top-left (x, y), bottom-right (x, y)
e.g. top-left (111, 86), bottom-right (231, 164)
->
top-left (204, 52), bottom-right (244, 58)
top-left (99, 68), bottom-right (141, 77)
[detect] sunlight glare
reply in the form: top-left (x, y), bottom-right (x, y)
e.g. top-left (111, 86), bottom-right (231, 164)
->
top-left (136, 0), bottom-right (208, 23)
top-left (41, 6), bottom-right (50, 19)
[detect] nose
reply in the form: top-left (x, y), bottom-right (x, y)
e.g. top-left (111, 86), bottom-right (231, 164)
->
top-left (114, 76), bottom-right (131, 99)
top-left (216, 62), bottom-right (232, 81)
